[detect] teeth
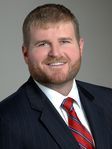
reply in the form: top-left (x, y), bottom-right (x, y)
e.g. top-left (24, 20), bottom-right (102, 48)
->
top-left (49, 62), bottom-right (65, 66)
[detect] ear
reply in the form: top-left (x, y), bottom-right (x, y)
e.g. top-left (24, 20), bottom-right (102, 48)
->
top-left (79, 38), bottom-right (84, 56)
top-left (22, 45), bottom-right (29, 64)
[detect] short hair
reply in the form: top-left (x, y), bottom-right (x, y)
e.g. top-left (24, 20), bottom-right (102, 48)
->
top-left (22, 3), bottom-right (80, 47)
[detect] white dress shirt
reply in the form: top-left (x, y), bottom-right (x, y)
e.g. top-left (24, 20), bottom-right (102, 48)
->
top-left (35, 79), bottom-right (92, 133)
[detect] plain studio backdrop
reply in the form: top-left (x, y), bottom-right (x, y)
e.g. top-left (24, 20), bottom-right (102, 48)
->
top-left (0, 0), bottom-right (112, 101)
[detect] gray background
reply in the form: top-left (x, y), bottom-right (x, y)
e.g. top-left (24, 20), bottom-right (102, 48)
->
top-left (0, 0), bottom-right (112, 101)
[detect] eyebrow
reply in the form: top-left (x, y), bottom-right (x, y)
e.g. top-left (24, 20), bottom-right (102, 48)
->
top-left (58, 37), bottom-right (73, 41)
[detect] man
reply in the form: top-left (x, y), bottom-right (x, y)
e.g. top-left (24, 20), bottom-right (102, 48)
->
top-left (0, 3), bottom-right (112, 149)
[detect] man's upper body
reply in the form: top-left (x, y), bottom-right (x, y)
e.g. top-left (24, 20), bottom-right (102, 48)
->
top-left (0, 3), bottom-right (112, 149)
top-left (0, 77), bottom-right (112, 149)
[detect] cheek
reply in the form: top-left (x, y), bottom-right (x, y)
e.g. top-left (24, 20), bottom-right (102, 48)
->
top-left (66, 48), bottom-right (81, 62)
top-left (28, 50), bottom-right (48, 66)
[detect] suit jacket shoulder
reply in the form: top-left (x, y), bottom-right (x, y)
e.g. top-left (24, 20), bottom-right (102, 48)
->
top-left (76, 80), bottom-right (112, 126)
top-left (76, 80), bottom-right (112, 102)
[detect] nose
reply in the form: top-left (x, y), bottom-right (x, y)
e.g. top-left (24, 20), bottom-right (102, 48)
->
top-left (48, 44), bottom-right (61, 57)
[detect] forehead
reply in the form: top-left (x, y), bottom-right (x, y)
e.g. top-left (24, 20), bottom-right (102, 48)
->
top-left (30, 22), bottom-right (75, 36)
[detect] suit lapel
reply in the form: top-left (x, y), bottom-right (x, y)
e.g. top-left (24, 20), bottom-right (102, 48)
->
top-left (77, 83), bottom-right (110, 149)
top-left (26, 77), bottom-right (80, 149)
top-left (40, 96), bottom-right (80, 149)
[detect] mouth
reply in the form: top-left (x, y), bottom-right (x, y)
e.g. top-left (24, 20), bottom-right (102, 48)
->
top-left (44, 57), bottom-right (68, 68)
top-left (48, 62), bottom-right (67, 66)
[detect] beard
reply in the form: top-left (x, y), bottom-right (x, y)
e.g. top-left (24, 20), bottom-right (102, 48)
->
top-left (28, 56), bottom-right (81, 85)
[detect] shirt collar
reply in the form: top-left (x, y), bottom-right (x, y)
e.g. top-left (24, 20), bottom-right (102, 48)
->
top-left (35, 79), bottom-right (81, 109)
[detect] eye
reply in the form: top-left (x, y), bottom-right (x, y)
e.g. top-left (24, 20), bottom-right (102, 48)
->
top-left (37, 42), bottom-right (49, 47)
top-left (60, 40), bottom-right (71, 45)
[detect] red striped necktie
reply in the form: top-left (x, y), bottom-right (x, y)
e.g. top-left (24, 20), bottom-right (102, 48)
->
top-left (61, 97), bottom-right (95, 149)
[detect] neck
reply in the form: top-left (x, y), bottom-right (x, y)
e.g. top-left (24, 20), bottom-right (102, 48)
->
top-left (42, 80), bottom-right (74, 96)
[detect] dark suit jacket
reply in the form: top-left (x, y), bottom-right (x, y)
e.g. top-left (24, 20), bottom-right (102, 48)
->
top-left (0, 77), bottom-right (112, 149)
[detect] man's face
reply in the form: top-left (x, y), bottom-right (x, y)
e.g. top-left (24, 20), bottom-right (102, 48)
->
top-left (22, 22), bottom-right (84, 85)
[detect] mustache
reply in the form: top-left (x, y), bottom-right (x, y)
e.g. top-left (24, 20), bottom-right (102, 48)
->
top-left (43, 56), bottom-right (69, 65)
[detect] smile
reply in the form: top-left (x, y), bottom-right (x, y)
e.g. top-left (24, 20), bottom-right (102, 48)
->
top-left (48, 62), bottom-right (66, 66)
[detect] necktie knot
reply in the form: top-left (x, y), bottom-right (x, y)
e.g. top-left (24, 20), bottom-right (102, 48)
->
top-left (61, 97), bottom-right (74, 112)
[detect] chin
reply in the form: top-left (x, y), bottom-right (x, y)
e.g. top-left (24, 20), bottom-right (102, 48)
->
top-left (33, 72), bottom-right (69, 85)
top-left (44, 73), bottom-right (74, 85)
